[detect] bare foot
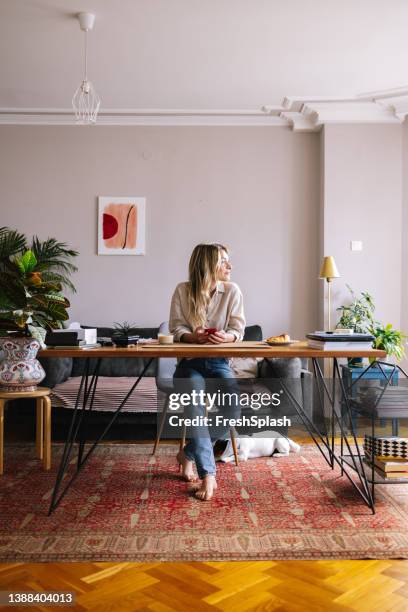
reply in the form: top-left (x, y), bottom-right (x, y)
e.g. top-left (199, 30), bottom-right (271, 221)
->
top-left (193, 475), bottom-right (217, 501)
top-left (176, 449), bottom-right (197, 482)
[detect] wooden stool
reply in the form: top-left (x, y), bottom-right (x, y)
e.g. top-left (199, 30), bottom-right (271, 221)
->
top-left (0, 387), bottom-right (52, 475)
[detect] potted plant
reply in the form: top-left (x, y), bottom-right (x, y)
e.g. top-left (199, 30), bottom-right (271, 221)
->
top-left (0, 227), bottom-right (78, 391)
top-left (336, 286), bottom-right (375, 366)
top-left (370, 323), bottom-right (406, 363)
top-left (111, 322), bottom-right (140, 347)
top-left (336, 286), bottom-right (375, 333)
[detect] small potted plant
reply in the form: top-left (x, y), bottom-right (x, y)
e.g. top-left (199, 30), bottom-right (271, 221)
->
top-left (336, 286), bottom-right (375, 333)
top-left (111, 322), bottom-right (140, 347)
top-left (370, 323), bottom-right (406, 363)
top-left (336, 286), bottom-right (375, 366)
top-left (0, 227), bottom-right (78, 391)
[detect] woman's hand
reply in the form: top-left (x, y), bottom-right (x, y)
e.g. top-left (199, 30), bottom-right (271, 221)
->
top-left (180, 327), bottom-right (208, 343)
top-left (193, 327), bottom-right (208, 344)
top-left (207, 330), bottom-right (235, 344)
top-left (181, 328), bottom-right (235, 343)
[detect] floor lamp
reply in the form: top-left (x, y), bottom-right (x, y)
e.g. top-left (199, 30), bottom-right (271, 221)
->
top-left (319, 256), bottom-right (340, 331)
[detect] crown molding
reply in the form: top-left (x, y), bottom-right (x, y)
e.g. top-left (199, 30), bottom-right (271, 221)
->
top-left (0, 108), bottom-right (288, 127)
top-left (278, 111), bottom-right (316, 132)
top-left (2, 87), bottom-right (408, 129)
top-left (273, 89), bottom-right (407, 131)
top-left (364, 88), bottom-right (408, 121)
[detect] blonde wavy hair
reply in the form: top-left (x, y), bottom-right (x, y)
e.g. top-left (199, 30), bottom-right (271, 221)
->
top-left (187, 243), bottom-right (228, 328)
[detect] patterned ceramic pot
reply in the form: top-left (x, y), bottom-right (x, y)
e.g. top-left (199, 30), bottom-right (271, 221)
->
top-left (0, 336), bottom-right (45, 392)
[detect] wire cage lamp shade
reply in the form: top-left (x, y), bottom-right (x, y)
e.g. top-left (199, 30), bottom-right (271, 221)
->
top-left (72, 13), bottom-right (100, 124)
top-left (72, 79), bottom-right (100, 124)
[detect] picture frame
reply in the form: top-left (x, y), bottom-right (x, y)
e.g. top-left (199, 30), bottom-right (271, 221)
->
top-left (97, 196), bottom-right (146, 255)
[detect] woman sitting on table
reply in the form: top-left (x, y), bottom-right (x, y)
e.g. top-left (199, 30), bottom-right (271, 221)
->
top-left (169, 243), bottom-right (245, 501)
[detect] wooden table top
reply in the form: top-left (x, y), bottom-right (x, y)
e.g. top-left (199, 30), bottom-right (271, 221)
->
top-left (39, 341), bottom-right (387, 359)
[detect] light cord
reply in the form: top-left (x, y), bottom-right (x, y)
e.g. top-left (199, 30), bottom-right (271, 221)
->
top-left (84, 30), bottom-right (88, 81)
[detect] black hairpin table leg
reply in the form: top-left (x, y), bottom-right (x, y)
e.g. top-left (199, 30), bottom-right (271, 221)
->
top-left (77, 358), bottom-right (102, 469)
top-left (283, 358), bottom-right (375, 512)
top-left (333, 358), bottom-right (374, 511)
top-left (48, 357), bottom-right (154, 515)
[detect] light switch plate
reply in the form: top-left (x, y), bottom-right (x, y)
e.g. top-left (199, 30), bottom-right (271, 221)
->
top-left (351, 241), bottom-right (363, 251)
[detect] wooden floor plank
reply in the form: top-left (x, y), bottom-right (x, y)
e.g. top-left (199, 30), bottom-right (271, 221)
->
top-left (81, 563), bottom-right (140, 584)
top-left (146, 566), bottom-right (219, 598)
top-left (204, 575), bottom-right (282, 606)
top-left (140, 580), bottom-right (216, 612)
top-left (208, 578), bottom-right (283, 610)
top-left (266, 562), bottom-right (343, 594)
top-left (269, 577), bottom-right (351, 611)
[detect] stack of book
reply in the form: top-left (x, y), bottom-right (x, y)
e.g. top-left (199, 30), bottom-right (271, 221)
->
top-left (306, 331), bottom-right (374, 351)
top-left (364, 435), bottom-right (408, 479)
top-left (366, 456), bottom-right (408, 479)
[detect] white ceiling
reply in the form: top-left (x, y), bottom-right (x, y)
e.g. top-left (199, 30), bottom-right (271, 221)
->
top-left (1, 0), bottom-right (408, 111)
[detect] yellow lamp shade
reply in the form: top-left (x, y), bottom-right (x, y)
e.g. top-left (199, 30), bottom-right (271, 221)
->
top-left (319, 256), bottom-right (340, 280)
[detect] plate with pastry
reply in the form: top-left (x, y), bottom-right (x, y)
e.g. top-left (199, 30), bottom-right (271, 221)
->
top-left (264, 333), bottom-right (299, 346)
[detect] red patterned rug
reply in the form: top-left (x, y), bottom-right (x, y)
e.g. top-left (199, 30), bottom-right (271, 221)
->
top-left (1, 443), bottom-right (408, 561)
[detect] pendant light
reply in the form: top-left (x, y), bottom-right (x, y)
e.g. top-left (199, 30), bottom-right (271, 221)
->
top-left (72, 12), bottom-right (100, 124)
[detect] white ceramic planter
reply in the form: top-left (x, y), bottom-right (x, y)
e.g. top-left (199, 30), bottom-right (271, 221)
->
top-left (0, 336), bottom-right (45, 392)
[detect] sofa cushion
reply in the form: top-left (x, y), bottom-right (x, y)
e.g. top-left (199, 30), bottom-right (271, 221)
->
top-left (259, 357), bottom-right (302, 378)
top-left (39, 356), bottom-right (73, 388)
top-left (243, 325), bottom-right (262, 341)
top-left (230, 357), bottom-right (262, 378)
top-left (230, 325), bottom-right (263, 377)
top-left (51, 376), bottom-right (158, 413)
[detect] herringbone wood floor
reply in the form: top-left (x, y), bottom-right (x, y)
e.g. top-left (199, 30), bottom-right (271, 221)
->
top-left (1, 561), bottom-right (408, 611)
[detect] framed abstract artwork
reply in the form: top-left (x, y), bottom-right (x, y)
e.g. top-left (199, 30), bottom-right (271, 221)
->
top-left (98, 196), bottom-right (146, 255)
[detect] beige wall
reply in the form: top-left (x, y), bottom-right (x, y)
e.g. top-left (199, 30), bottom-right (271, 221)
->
top-left (321, 124), bottom-right (403, 331)
top-left (0, 125), bottom-right (320, 338)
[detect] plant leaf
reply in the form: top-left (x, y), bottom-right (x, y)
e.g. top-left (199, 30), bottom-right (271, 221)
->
top-left (0, 227), bottom-right (27, 260)
top-left (19, 250), bottom-right (37, 273)
top-left (31, 236), bottom-right (78, 292)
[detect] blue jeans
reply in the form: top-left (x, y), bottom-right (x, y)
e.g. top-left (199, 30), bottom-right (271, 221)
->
top-left (173, 358), bottom-right (240, 478)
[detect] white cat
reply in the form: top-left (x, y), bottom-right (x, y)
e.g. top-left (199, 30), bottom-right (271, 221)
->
top-left (219, 430), bottom-right (300, 462)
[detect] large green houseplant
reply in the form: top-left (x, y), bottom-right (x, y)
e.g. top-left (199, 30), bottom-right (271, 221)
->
top-left (0, 227), bottom-right (78, 390)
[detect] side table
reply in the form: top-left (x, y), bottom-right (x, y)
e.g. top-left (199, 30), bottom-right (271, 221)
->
top-left (0, 387), bottom-right (52, 474)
